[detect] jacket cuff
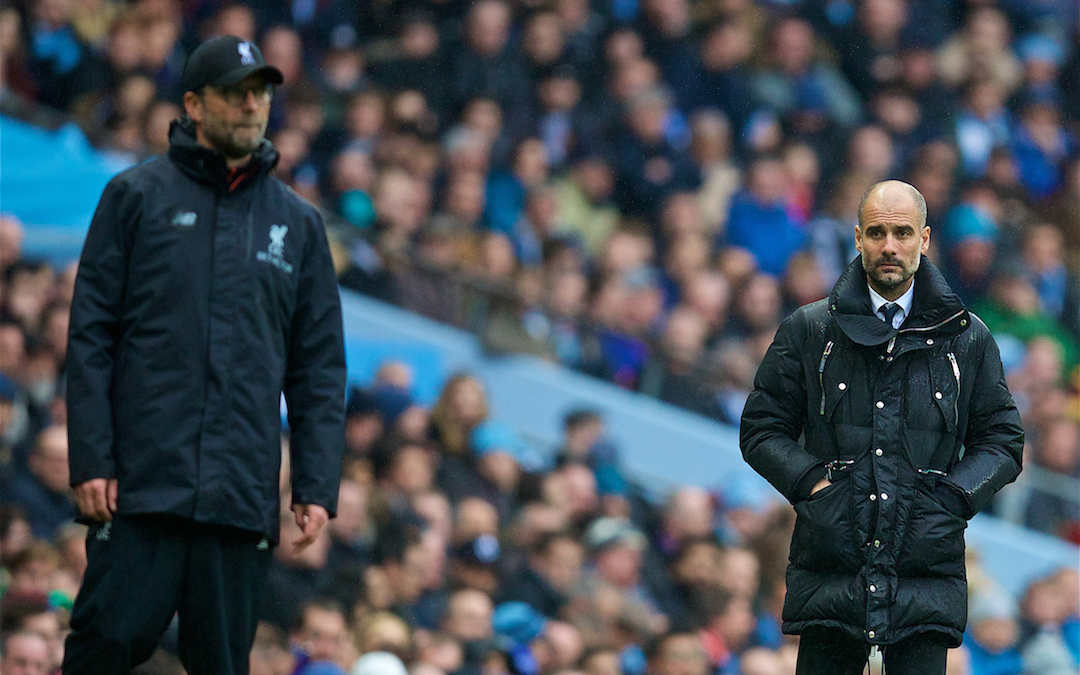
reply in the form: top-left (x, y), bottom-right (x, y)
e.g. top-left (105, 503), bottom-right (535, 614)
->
top-left (933, 482), bottom-right (970, 519)
top-left (794, 465), bottom-right (828, 501)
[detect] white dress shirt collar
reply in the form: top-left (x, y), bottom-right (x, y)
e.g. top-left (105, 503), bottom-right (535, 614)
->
top-left (869, 280), bottom-right (915, 329)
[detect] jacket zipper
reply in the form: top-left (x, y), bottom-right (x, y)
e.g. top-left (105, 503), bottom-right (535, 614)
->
top-left (947, 352), bottom-right (960, 427)
top-left (246, 208), bottom-right (254, 259)
top-left (818, 340), bottom-right (834, 415)
top-left (886, 309), bottom-right (966, 355)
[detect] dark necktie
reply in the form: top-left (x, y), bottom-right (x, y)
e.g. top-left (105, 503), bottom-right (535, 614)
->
top-left (881, 302), bottom-right (901, 327)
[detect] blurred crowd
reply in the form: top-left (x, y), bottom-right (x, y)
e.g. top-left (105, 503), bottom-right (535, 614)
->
top-left (2, 348), bottom-right (1080, 675)
top-left (1, 0), bottom-right (1080, 673)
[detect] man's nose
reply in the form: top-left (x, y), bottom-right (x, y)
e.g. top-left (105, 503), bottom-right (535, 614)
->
top-left (881, 233), bottom-right (899, 254)
top-left (240, 90), bottom-right (260, 109)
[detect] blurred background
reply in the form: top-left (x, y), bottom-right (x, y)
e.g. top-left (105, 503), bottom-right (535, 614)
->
top-left (0, 0), bottom-right (1078, 674)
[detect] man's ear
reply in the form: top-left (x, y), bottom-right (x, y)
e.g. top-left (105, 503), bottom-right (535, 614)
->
top-left (182, 91), bottom-right (203, 124)
top-left (921, 225), bottom-right (931, 254)
top-left (854, 224), bottom-right (863, 253)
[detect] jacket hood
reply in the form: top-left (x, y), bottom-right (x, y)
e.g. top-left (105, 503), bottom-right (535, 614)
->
top-left (167, 117), bottom-right (279, 190)
top-left (829, 255), bottom-right (969, 346)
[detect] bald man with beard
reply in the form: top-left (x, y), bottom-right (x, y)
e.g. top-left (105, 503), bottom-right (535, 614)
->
top-left (741, 181), bottom-right (1023, 675)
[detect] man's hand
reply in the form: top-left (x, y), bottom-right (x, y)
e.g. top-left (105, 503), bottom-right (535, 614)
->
top-left (291, 503), bottom-right (329, 552)
top-left (810, 478), bottom-right (832, 496)
top-left (74, 478), bottom-right (118, 521)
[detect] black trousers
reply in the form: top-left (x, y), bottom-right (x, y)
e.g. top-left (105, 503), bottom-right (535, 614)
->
top-left (62, 515), bottom-right (272, 675)
top-left (795, 628), bottom-right (950, 675)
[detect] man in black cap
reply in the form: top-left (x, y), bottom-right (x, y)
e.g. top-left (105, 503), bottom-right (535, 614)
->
top-left (62, 35), bottom-right (346, 675)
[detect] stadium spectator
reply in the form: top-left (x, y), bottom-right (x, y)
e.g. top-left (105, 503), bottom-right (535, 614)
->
top-left (4, 424), bottom-right (74, 540)
top-left (723, 155), bottom-right (805, 277)
top-left (1, 630), bottom-right (51, 675)
top-left (0, 3), bottom-right (1078, 674)
top-left (290, 598), bottom-right (353, 674)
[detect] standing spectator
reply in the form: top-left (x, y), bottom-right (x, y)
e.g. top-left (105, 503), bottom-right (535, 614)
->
top-left (486, 138), bottom-right (551, 237)
top-left (62, 36), bottom-right (346, 674)
top-left (724, 156), bottom-right (806, 278)
top-left (750, 17), bottom-right (862, 131)
top-left (687, 110), bottom-right (740, 238)
top-left (448, 0), bottom-right (530, 132)
top-left (937, 6), bottom-right (1022, 96)
top-left (635, 0), bottom-right (699, 113)
top-left (1021, 223), bottom-right (1074, 325)
top-left (552, 154), bottom-right (620, 258)
top-left (695, 20), bottom-right (755, 136)
top-left (531, 65), bottom-right (602, 172)
top-left (1019, 574), bottom-right (1080, 675)
top-left (610, 86), bottom-right (700, 220)
top-left (954, 78), bottom-right (1013, 179)
top-left (249, 622), bottom-right (297, 675)
top-left (806, 170), bottom-right (873, 288)
top-left (835, 0), bottom-right (909, 99)
top-left (1021, 418), bottom-right (1080, 539)
top-left (964, 590), bottom-right (1024, 675)
top-left (440, 589), bottom-right (494, 672)
top-left (4, 424), bottom-right (75, 540)
top-left (368, 12), bottom-right (447, 122)
top-left (520, 11), bottom-right (568, 89)
top-left (1, 631), bottom-right (51, 675)
top-left (290, 599), bottom-right (353, 675)
top-left (26, 0), bottom-right (101, 110)
top-left (1011, 90), bottom-right (1077, 200)
top-left (5, 541), bottom-right (60, 597)
top-left (501, 531), bottom-right (585, 618)
top-left (582, 516), bottom-right (666, 626)
top-left (429, 373), bottom-right (489, 458)
top-left (898, 40), bottom-right (955, 132)
top-left (644, 631), bottom-right (709, 675)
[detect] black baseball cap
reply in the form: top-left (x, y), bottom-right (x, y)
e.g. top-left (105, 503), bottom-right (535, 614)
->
top-left (182, 35), bottom-right (284, 93)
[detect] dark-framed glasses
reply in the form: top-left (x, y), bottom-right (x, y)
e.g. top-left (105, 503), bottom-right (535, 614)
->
top-left (211, 82), bottom-right (275, 106)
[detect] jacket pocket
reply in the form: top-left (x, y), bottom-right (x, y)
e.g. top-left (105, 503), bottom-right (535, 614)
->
top-left (928, 354), bottom-right (960, 434)
top-left (896, 477), bottom-right (967, 577)
top-left (791, 475), bottom-right (858, 573)
top-left (819, 343), bottom-right (853, 422)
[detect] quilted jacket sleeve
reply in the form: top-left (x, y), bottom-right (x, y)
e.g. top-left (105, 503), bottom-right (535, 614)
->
top-left (939, 318), bottom-right (1024, 518)
top-left (740, 312), bottom-right (826, 503)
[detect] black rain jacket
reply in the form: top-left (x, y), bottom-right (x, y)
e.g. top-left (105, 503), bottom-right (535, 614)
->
top-left (740, 256), bottom-right (1023, 647)
top-left (67, 119), bottom-right (347, 539)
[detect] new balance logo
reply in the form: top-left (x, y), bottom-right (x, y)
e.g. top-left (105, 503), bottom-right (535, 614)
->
top-left (257, 537), bottom-right (269, 551)
top-left (172, 211), bottom-right (197, 227)
top-left (96, 521), bottom-right (112, 541)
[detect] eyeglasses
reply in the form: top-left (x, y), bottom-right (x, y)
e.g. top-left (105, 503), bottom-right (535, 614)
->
top-left (209, 82), bottom-right (275, 106)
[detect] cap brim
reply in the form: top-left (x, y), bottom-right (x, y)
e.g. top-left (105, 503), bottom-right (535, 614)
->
top-left (211, 64), bottom-right (284, 88)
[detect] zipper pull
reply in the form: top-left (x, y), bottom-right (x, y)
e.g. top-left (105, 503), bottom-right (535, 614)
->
top-left (947, 352), bottom-right (960, 389)
top-left (886, 336), bottom-right (896, 354)
top-left (818, 340), bottom-right (834, 415)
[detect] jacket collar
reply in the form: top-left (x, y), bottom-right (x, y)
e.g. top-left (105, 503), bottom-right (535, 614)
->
top-left (166, 117), bottom-right (279, 191)
top-left (829, 255), bottom-right (969, 346)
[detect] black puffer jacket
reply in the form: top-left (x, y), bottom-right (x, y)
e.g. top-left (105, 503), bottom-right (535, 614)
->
top-left (67, 119), bottom-right (346, 539)
top-left (740, 256), bottom-right (1023, 647)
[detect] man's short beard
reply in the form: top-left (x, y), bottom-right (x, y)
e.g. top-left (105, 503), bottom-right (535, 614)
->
top-left (863, 255), bottom-right (918, 292)
top-left (869, 269), bottom-right (906, 291)
top-left (213, 133), bottom-right (261, 159)
top-left (204, 123), bottom-right (263, 159)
